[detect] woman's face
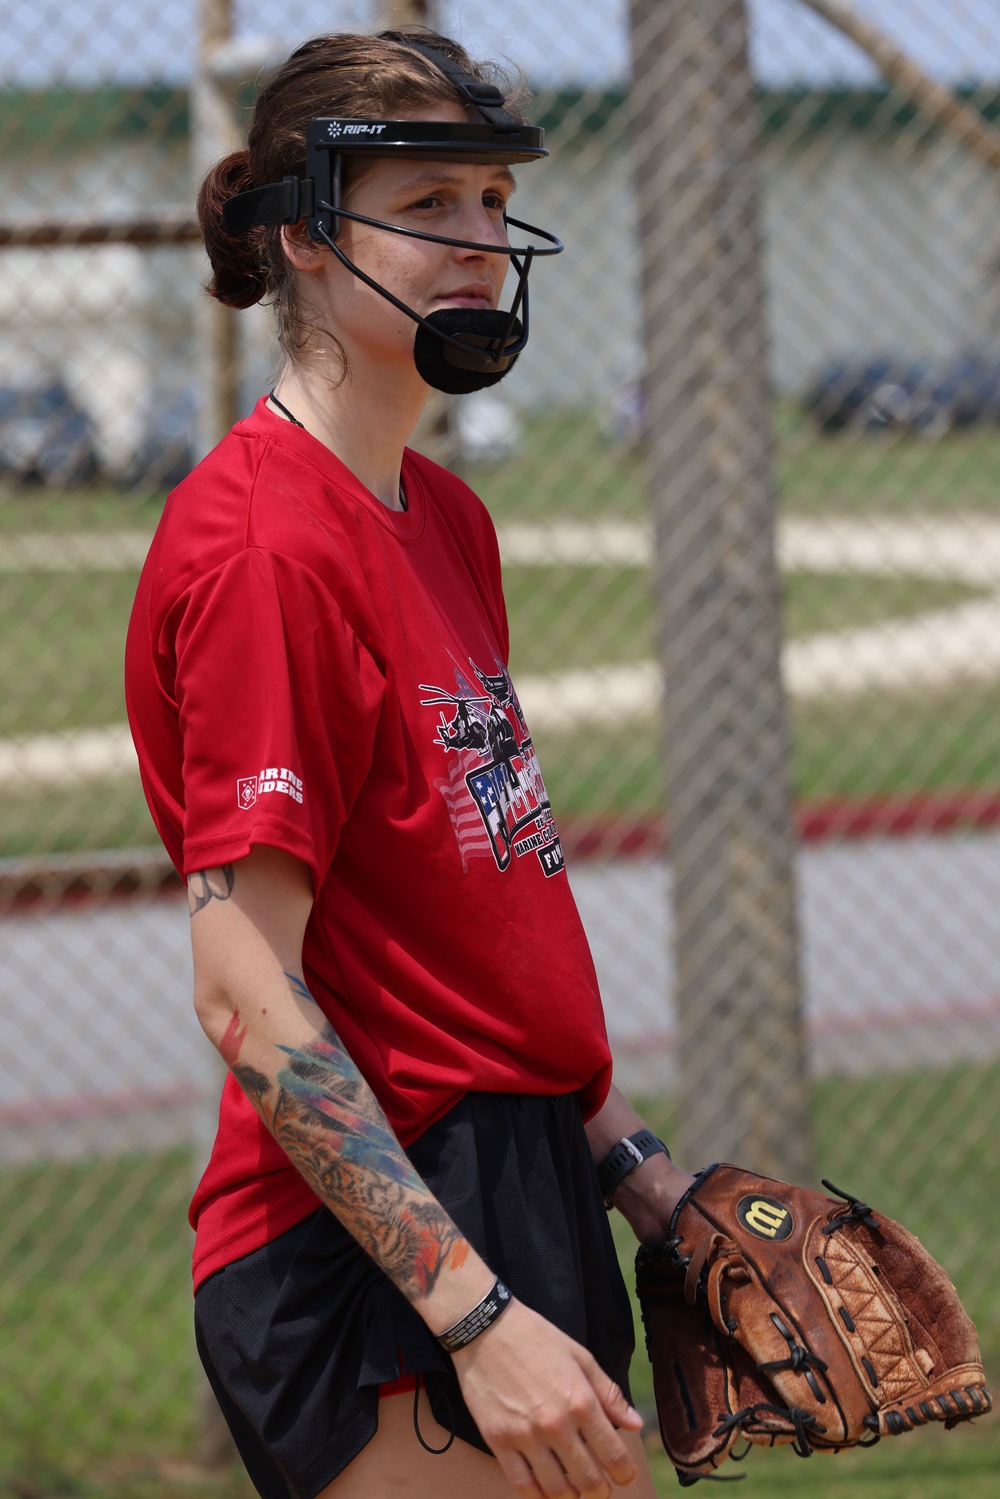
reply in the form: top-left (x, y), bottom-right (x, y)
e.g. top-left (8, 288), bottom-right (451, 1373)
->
top-left (290, 104), bottom-right (516, 380)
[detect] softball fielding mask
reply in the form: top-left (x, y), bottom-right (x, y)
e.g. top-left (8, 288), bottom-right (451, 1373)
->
top-left (222, 40), bottom-right (563, 395)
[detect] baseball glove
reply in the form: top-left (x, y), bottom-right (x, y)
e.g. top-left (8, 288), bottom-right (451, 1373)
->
top-left (635, 1163), bottom-right (992, 1485)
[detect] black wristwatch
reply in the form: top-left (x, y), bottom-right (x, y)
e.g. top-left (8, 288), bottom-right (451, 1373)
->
top-left (597, 1130), bottom-right (670, 1209)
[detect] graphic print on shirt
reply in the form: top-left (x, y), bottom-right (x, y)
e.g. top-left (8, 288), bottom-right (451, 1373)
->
top-left (236, 766), bottom-right (304, 810)
top-left (420, 661), bottom-right (565, 878)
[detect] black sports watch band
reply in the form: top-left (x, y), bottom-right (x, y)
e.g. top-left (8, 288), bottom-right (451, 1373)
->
top-left (597, 1130), bottom-right (670, 1209)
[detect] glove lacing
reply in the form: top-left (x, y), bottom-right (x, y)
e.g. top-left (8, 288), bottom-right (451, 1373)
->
top-left (714, 1401), bottom-right (822, 1459)
top-left (755, 1312), bottom-right (830, 1402)
top-left (685, 1234), bottom-right (833, 1439)
top-left (820, 1180), bottom-right (880, 1235)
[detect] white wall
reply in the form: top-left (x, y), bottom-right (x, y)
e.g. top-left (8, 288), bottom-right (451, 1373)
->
top-left (0, 140), bottom-right (195, 474)
top-left (2, 116), bottom-right (999, 475)
top-left (762, 131), bottom-right (1000, 391)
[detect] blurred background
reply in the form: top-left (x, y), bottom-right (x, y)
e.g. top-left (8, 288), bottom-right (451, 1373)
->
top-left (1, 1), bottom-right (998, 1494)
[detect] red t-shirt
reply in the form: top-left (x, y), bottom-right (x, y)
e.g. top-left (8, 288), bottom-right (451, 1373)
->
top-left (125, 398), bottom-right (612, 1290)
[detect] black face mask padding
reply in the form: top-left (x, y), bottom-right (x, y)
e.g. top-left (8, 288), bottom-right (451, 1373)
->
top-left (413, 310), bottom-right (524, 396)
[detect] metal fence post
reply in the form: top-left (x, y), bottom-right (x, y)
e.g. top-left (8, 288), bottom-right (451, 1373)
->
top-left (627, 0), bottom-right (812, 1180)
top-left (192, 0), bottom-right (240, 459)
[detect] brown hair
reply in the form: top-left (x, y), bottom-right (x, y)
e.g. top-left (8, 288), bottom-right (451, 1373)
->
top-left (197, 29), bottom-right (528, 363)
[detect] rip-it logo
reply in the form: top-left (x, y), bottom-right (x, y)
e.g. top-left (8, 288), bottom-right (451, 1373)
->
top-left (327, 122), bottom-right (387, 138)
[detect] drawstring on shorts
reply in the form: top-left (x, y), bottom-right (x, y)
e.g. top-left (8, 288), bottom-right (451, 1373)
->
top-left (412, 1370), bottom-right (456, 1455)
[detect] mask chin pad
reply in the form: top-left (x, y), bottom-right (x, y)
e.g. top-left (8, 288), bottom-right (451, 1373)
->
top-left (413, 308), bottom-right (523, 395)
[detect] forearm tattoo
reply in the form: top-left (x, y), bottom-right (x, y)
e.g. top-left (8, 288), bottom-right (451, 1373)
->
top-left (222, 976), bottom-right (469, 1303)
top-left (188, 864), bottom-right (235, 916)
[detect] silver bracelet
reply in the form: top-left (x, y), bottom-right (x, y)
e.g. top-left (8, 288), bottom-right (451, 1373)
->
top-left (435, 1277), bottom-right (513, 1353)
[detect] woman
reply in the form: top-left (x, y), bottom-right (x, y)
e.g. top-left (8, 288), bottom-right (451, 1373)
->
top-left (125, 29), bottom-right (695, 1499)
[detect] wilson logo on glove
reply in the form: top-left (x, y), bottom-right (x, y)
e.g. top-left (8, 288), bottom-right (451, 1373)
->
top-left (737, 1195), bottom-right (794, 1240)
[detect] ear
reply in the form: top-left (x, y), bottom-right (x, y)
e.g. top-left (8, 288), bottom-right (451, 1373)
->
top-left (280, 221), bottom-right (326, 275)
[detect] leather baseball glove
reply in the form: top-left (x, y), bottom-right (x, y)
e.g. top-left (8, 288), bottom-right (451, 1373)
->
top-left (635, 1163), bottom-right (992, 1485)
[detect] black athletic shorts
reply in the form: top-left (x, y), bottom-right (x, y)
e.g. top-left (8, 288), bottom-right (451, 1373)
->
top-left (194, 1091), bottom-right (636, 1499)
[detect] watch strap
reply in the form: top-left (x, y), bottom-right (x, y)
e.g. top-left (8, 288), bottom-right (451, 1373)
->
top-left (597, 1130), bottom-right (670, 1208)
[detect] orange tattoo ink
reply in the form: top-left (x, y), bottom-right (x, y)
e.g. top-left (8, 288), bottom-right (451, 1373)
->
top-left (220, 1009), bottom-right (248, 1067)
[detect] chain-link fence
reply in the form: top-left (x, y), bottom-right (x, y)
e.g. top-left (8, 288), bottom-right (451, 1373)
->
top-left (2, 0), bottom-right (999, 1490)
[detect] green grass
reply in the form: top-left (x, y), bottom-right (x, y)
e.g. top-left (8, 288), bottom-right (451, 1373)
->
top-left (794, 681), bottom-right (1000, 799)
top-left (0, 566), bottom-right (980, 738)
top-left (0, 782), bottom-right (158, 861)
top-left (0, 789), bottom-right (157, 860)
top-left (0, 566), bottom-right (159, 858)
top-left (774, 403), bottom-right (1000, 518)
top-left (644, 1414), bottom-right (1000, 1498)
top-left (506, 567), bottom-right (981, 675)
top-left (0, 488), bottom-right (164, 535)
top-left (470, 413), bottom-right (648, 520)
top-left (0, 572), bottom-right (140, 738)
top-left (531, 671), bottom-right (1000, 817)
top-left (0, 1152), bottom-right (195, 1475)
top-left (0, 1461), bottom-right (254, 1499)
top-left (4, 1424), bottom-right (999, 1499)
top-left (16, 664), bottom-right (1000, 857)
top-left (3, 407), bottom-right (1000, 854)
top-left (468, 404), bottom-right (1000, 521)
top-left (1, 1066), bottom-right (996, 1495)
top-left (10, 402), bottom-right (1000, 533)
top-left (0, 561), bottom-right (990, 857)
top-left (1, 594), bottom-right (997, 856)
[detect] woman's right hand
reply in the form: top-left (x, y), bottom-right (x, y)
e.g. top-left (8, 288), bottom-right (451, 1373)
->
top-left (451, 1297), bottom-right (643, 1498)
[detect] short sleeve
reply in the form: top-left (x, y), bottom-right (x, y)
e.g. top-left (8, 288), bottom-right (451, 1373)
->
top-left (167, 547), bottom-right (385, 890)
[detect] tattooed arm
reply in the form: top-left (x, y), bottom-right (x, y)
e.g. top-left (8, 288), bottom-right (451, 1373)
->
top-left (189, 845), bottom-right (641, 1494)
top-left (188, 845), bottom-right (481, 1318)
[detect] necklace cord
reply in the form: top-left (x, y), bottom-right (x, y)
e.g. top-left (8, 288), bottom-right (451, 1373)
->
top-left (267, 390), bottom-right (305, 428)
top-left (266, 391), bottom-right (407, 511)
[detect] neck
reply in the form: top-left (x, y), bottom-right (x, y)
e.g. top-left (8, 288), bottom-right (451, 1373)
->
top-left (272, 347), bottom-right (429, 511)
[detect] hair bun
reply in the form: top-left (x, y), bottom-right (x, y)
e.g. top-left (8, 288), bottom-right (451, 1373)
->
top-left (197, 150), bottom-right (269, 310)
